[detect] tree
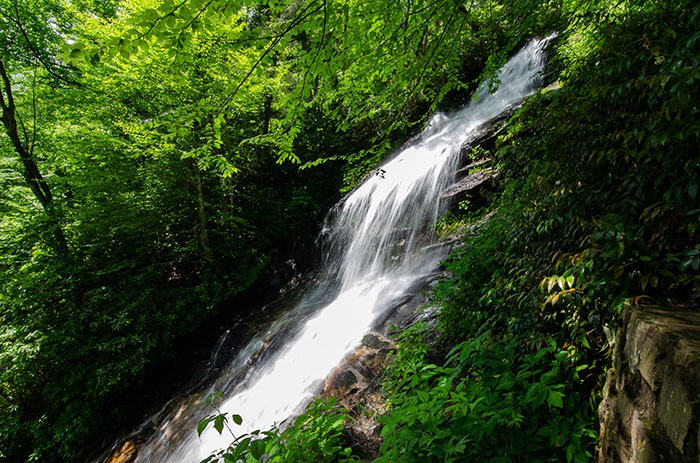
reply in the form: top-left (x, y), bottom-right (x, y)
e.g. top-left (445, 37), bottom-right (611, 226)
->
top-left (0, 0), bottom-right (79, 250)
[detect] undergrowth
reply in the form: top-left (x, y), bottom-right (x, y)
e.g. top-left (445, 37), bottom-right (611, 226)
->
top-left (379, 326), bottom-right (595, 463)
top-left (199, 396), bottom-right (357, 463)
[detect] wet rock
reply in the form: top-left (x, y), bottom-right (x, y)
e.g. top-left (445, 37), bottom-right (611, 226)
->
top-left (322, 332), bottom-right (396, 460)
top-left (361, 333), bottom-right (393, 351)
top-left (332, 369), bottom-right (359, 389)
top-left (105, 439), bottom-right (138, 463)
top-left (456, 103), bottom-right (521, 161)
top-left (440, 166), bottom-right (497, 207)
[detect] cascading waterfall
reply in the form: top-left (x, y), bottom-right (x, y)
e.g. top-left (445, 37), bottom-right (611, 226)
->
top-left (130, 36), bottom-right (552, 463)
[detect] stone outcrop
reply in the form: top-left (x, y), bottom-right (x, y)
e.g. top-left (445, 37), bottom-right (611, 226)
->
top-left (320, 279), bottom-right (441, 461)
top-left (322, 332), bottom-right (395, 460)
top-left (598, 305), bottom-right (700, 462)
top-left (440, 160), bottom-right (497, 209)
top-left (439, 104), bottom-right (519, 211)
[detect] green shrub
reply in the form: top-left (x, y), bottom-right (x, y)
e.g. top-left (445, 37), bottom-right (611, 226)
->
top-left (377, 332), bottom-right (595, 463)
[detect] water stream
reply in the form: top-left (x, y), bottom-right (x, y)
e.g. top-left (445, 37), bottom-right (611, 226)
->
top-left (130, 36), bottom-right (551, 463)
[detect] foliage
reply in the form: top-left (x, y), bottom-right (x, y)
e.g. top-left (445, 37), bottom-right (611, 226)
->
top-left (381, 322), bottom-right (431, 397)
top-left (1, 0), bottom-right (698, 461)
top-left (198, 397), bottom-right (358, 463)
top-left (377, 2), bottom-right (699, 463)
top-left (0, 0), bottom-right (561, 458)
top-left (378, 331), bottom-right (595, 463)
top-left (67, 0), bottom-right (559, 183)
top-left (431, 0), bottom-right (699, 358)
top-left (2, 0), bottom-right (341, 460)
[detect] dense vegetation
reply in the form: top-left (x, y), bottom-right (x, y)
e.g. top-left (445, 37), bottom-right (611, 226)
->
top-left (0, 0), bottom-right (697, 461)
top-left (377, 1), bottom-right (698, 462)
top-left (200, 0), bottom-right (699, 462)
top-left (376, 0), bottom-right (699, 461)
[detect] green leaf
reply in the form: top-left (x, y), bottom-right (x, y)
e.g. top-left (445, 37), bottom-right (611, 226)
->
top-left (213, 414), bottom-right (225, 434)
top-left (565, 274), bottom-right (575, 288)
top-left (250, 438), bottom-right (267, 460)
top-left (197, 416), bottom-right (213, 436)
top-left (495, 373), bottom-right (515, 391)
top-left (547, 390), bottom-right (565, 408)
top-left (459, 342), bottom-right (473, 363)
top-left (525, 382), bottom-right (548, 409)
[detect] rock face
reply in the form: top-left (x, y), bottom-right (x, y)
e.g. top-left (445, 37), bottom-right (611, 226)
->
top-left (320, 279), bottom-right (441, 461)
top-left (598, 305), bottom-right (700, 462)
top-left (440, 161), bottom-right (497, 209)
top-left (322, 332), bottom-right (395, 460)
top-left (439, 104), bottom-right (519, 211)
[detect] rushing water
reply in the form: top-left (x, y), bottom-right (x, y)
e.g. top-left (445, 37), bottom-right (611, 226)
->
top-left (129, 36), bottom-right (551, 463)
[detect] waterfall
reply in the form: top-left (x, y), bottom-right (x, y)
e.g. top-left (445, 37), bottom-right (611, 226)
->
top-left (130, 36), bottom-right (552, 463)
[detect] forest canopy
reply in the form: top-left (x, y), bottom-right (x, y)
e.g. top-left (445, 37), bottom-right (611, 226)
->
top-left (1, 0), bottom-right (698, 461)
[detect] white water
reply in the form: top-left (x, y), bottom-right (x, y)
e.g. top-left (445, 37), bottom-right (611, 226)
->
top-left (131, 36), bottom-right (551, 463)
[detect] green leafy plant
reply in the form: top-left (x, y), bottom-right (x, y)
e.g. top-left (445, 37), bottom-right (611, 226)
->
top-left (378, 332), bottom-right (595, 463)
top-left (198, 396), bottom-right (358, 463)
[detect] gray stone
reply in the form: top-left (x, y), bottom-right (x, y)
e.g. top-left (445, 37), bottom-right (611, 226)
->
top-left (598, 305), bottom-right (700, 463)
top-left (630, 410), bottom-right (653, 463)
top-left (333, 369), bottom-right (359, 389)
top-left (361, 333), bottom-right (393, 351)
top-left (658, 375), bottom-right (691, 452)
top-left (440, 168), bottom-right (496, 203)
top-left (625, 313), bottom-right (665, 391)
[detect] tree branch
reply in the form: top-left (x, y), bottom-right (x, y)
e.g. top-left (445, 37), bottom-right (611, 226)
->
top-left (298, 0), bottom-right (328, 102)
top-left (9, 0), bottom-right (80, 86)
top-left (216, 0), bottom-right (324, 115)
top-left (0, 57), bottom-right (52, 208)
top-left (406, 0), bottom-right (464, 96)
top-left (135, 0), bottom-right (188, 40)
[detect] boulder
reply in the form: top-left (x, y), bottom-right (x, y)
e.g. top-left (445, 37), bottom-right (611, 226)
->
top-left (440, 103), bottom-right (522, 212)
top-left (440, 164), bottom-right (497, 209)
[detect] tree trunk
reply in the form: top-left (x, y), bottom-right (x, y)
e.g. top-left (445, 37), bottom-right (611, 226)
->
top-left (262, 93), bottom-right (272, 135)
top-left (0, 58), bottom-right (68, 253)
top-left (0, 59), bottom-right (52, 207)
top-left (194, 166), bottom-right (215, 266)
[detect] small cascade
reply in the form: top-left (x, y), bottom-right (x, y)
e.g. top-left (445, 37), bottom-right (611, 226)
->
top-left (129, 36), bottom-right (552, 463)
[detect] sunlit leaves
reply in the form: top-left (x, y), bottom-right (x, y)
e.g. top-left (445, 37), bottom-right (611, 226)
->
top-left (8, 1), bottom-right (699, 463)
top-left (65, 0), bottom-right (550, 173)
